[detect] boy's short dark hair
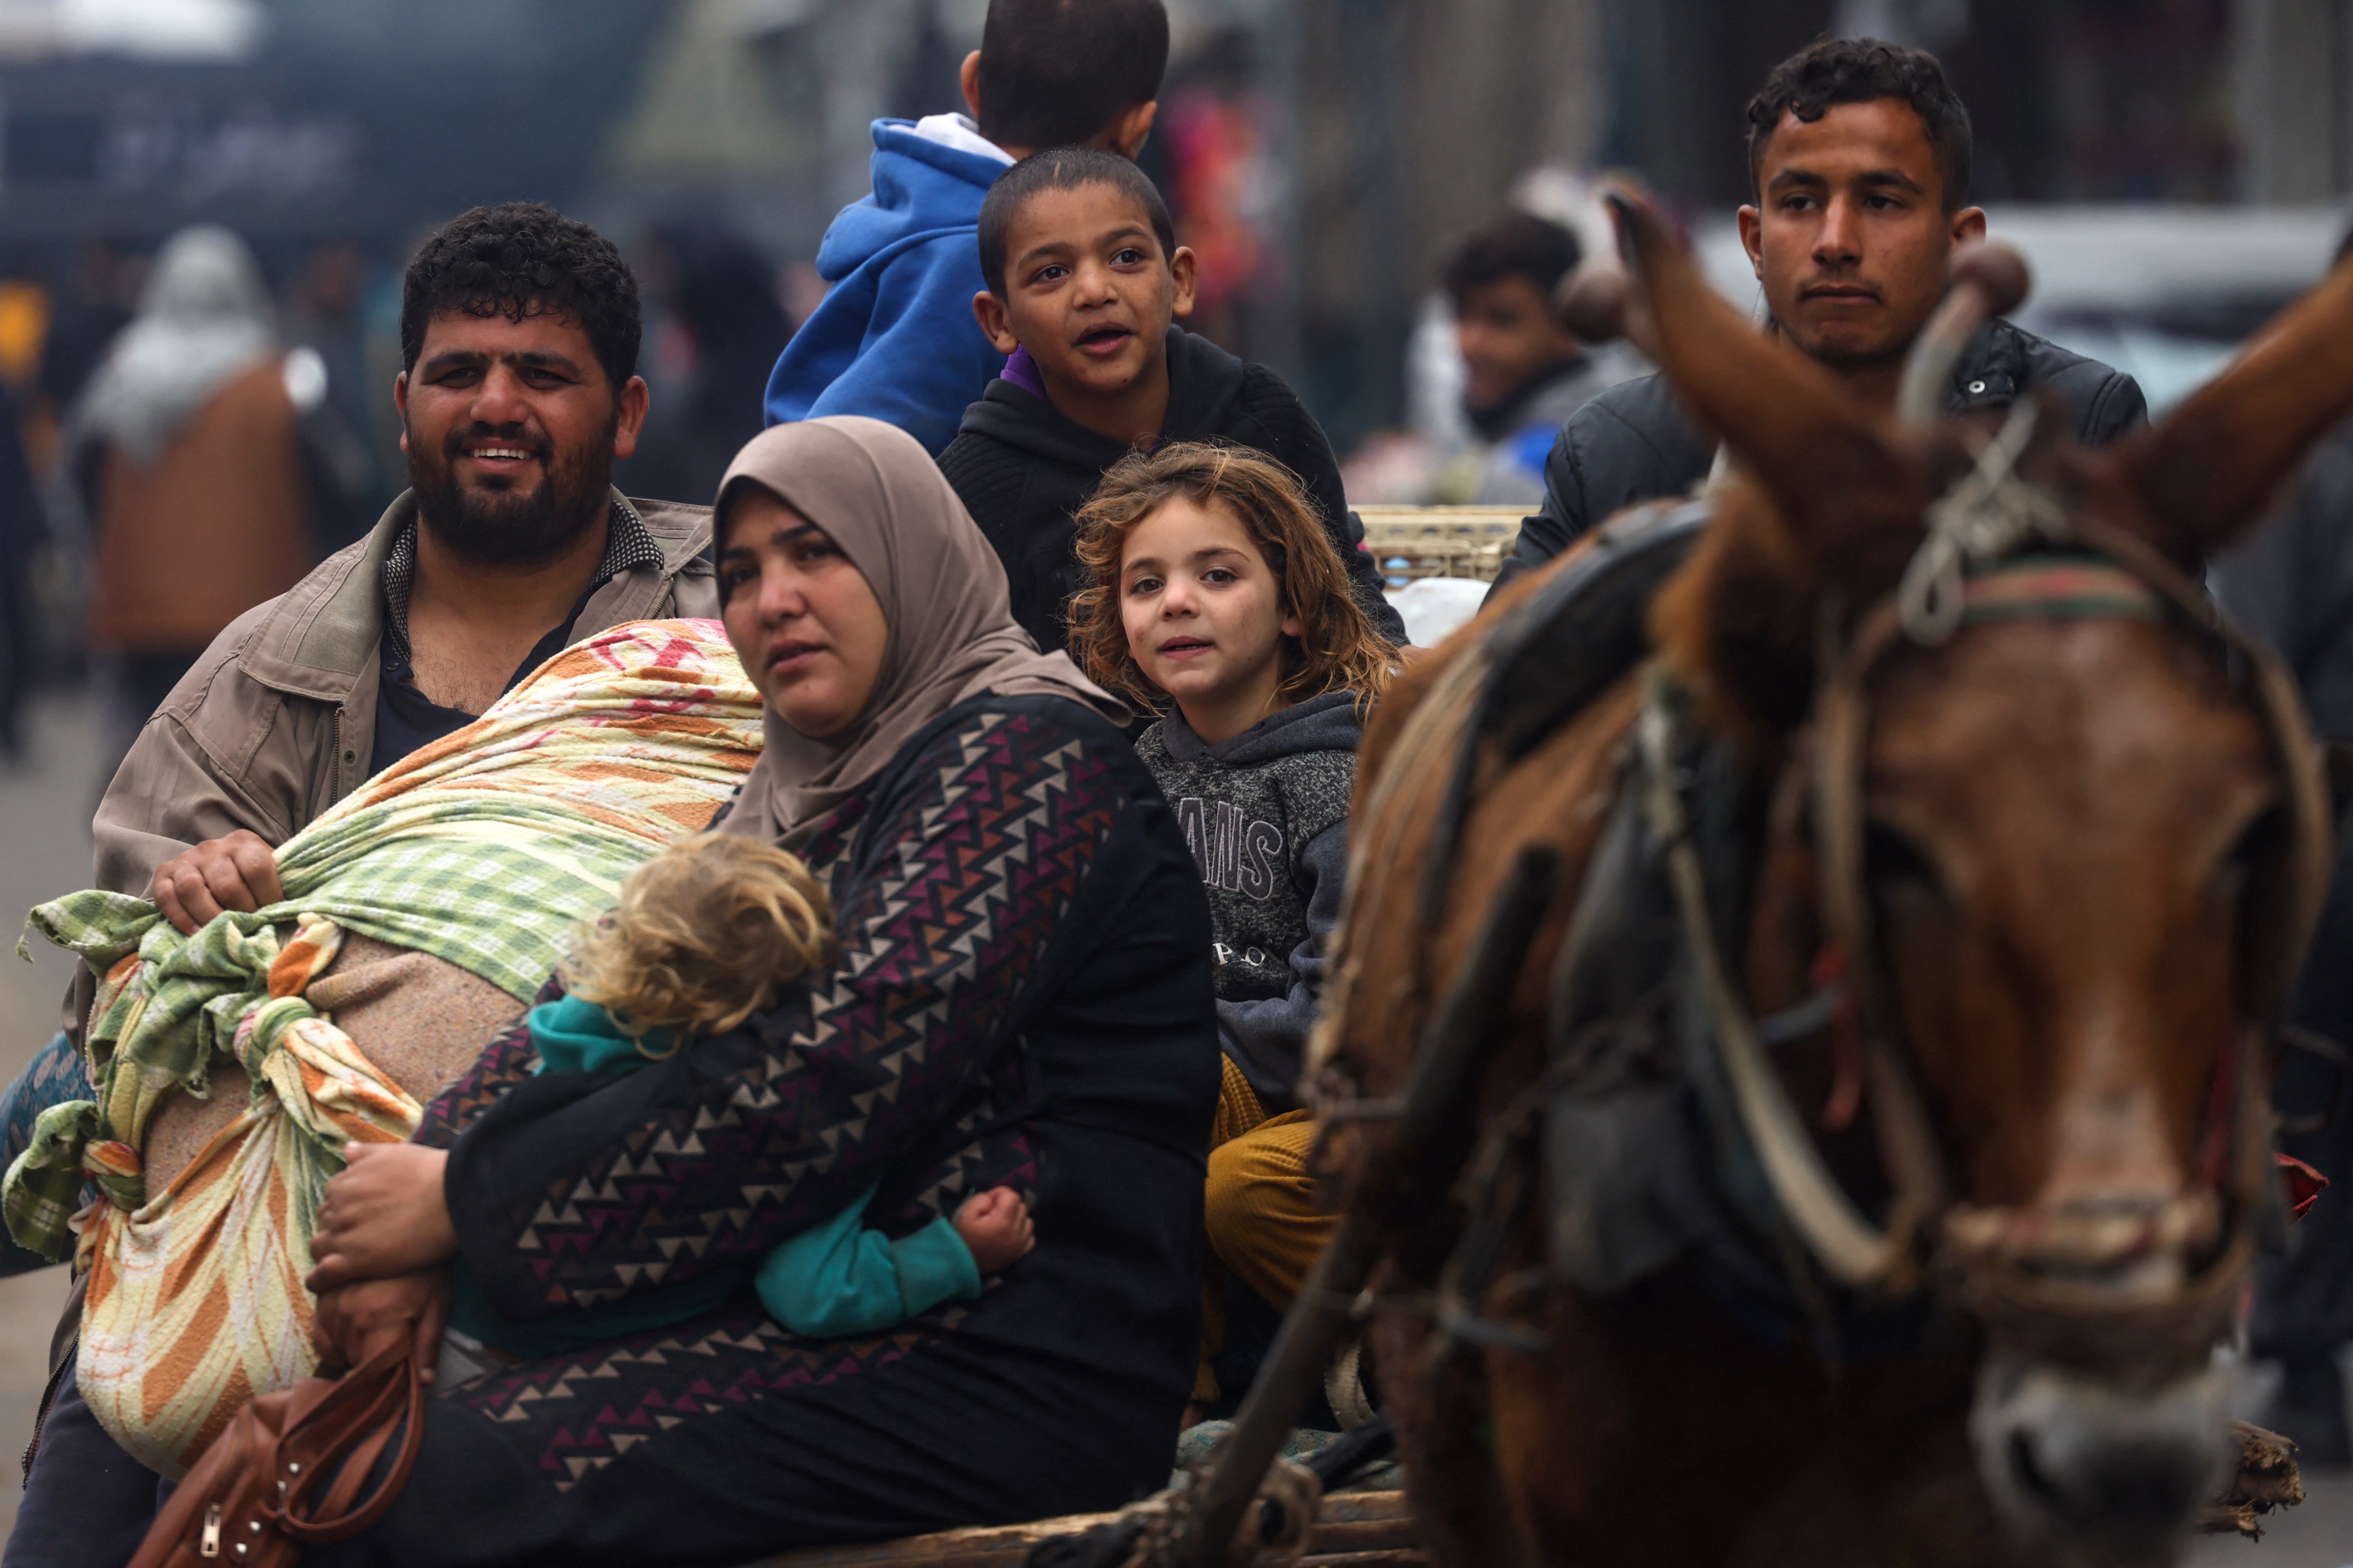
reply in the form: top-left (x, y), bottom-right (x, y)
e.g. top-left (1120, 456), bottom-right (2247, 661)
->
top-left (1745, 37), bottom-right (1973, 212)
top-left (978, 147), bottom-right (1178, 298)
top-left (1442, 210), bottom-right (1584, 307)
top-left (400, 201), bottom-right (642, 392)
top-left (977, 0), bottom-right (1169, 152)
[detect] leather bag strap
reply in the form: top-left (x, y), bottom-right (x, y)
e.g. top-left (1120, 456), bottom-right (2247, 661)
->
top-left (276, 1341), bottom-right (426, 1543)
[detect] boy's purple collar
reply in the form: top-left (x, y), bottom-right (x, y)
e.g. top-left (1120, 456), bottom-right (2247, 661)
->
top-left (999, 344), bottom-right (1164, 450)
top-left (1003, 345), bottom-right (1047, 399)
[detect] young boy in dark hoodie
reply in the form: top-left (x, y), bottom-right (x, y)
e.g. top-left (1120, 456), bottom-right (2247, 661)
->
top-left (1068, 439), bottom-right (1393, 1408)
top-left (762, 0), bottom-right (1168, 454)
top-left (940, 148), bottom-right (1408, 652)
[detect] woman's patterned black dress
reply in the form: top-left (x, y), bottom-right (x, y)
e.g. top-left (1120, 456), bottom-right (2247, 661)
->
top-left (312, 696), bottom-right (1219, 1566)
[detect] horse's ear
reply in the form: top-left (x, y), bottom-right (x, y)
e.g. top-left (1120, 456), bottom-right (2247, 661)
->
top-left (1609, 190), bottom-right (1930, 595)
top-left (2106, 249), bottom-right (2353, 564)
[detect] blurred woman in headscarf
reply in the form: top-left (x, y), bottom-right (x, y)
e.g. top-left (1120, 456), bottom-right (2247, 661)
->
top-left (75, 225), bottom-right (314, 777)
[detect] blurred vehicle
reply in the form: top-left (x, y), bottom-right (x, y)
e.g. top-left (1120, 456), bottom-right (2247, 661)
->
top-left (1697, 205), bottom-right (2346, 416)
top-left (0, 379), bottom-right (43, 762)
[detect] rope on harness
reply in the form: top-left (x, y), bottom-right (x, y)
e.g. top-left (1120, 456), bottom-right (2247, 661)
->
top-left (1636, 674), bottom-right (1930, 1291)
top-left (1158, 848), bottom-right (1561, 1568)
top-left (1020, 1457), bottom-right (1322, 1568)
top-left (1895, 399), bottom-right (2071, 644)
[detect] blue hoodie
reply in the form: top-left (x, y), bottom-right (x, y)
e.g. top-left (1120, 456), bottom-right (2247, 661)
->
top-left (763, 117), bottom-right (1011, 455)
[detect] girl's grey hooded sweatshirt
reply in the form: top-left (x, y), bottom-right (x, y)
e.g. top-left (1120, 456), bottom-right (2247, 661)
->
top-left (1134, 689), bottom-right (1361, 1109)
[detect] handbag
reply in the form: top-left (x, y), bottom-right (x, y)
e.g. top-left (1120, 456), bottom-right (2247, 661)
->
top-left (128, 1339), bottom-right (425, 1568)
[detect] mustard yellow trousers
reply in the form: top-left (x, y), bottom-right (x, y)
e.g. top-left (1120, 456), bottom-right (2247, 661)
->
top-left (1198, 1060), bottom-right (1339, 1401)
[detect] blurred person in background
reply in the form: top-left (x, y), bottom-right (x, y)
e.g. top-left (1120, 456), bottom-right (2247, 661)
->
top-left (1489, 37), bottom-right (2145, 596)
top-left (1440, 208), bottom-right (1622, 506)
top-left (72, 226), bottom-right (313, 781)
top-left (0, 376), bottom-right (44, 762)
top-left (763, 0), bottom-right (1168, 454)
top-left (37, 238), bottom-right (143, 424)
top-left (285, 237), bottom-right (396, 555)
top-left (624, 230), bottom-right (793, 504)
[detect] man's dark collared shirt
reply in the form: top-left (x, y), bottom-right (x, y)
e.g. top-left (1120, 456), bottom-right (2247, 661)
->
top-left (371, 499), bottom-right (667, 773)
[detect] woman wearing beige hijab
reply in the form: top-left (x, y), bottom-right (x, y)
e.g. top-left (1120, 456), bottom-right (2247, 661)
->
top-left (295, 417), bottom-right (1221, 1564)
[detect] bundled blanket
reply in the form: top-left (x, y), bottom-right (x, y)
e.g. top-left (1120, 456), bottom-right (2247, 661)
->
top-left (7, 619), bottom-right (762, 1474)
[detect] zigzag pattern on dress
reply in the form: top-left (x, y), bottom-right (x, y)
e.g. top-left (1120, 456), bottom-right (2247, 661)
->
top-left (493, 710), bottom-right (1118, 1309)
top-left (420, 705), bottom-right (1129, 1475)
top-left (453, 1298), bottom-right (962, 1486)
top-left (414, 985), bottom-right (548, 1151)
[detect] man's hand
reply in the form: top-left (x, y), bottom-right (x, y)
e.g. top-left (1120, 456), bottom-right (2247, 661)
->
top-left (312, 1269), bottom-right (452, 1383)
top-left (306, 1143), bottom-right (459, 1295)
top-left (149, 831), bottom-right (282, 935)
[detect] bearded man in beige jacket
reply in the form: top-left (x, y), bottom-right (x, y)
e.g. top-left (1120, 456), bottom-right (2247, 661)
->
top-left (107, 201), bottom-right (720, 934)
top-left (4, 201), bottom-right (729, 1568)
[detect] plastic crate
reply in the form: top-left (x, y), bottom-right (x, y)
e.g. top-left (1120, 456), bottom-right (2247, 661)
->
top-left (1356, 505), bottom-right (1524, 584)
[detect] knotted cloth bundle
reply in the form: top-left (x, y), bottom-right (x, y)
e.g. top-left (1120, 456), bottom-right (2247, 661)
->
top-left (6, 619), bottom-right (762, 1475)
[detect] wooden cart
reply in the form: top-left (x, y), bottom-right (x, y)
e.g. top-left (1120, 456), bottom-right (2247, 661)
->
top-left (761, 1489), bottom-right (1427, 1568)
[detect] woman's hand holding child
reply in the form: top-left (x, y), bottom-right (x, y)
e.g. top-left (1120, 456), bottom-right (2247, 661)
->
top-left (953, 1186), bottom-right (1035, 1275)
top-left (305, 1142), bottom-right (458, 1295)
top-left (306, 1143), bottom-right (461, 1381)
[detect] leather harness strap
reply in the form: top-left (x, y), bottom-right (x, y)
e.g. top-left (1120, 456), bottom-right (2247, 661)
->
top-left (1637, 678), bottom-right (1932, 1291)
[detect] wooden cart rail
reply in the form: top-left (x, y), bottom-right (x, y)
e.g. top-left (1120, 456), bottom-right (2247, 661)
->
top-left (758, 1490), bottom-right (1427, 1568)
top-left (1356, 505), bottom-right (1523, 584)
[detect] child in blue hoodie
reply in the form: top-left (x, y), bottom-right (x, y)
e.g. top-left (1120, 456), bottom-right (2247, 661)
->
top-left (762, 0), bottom-right (1169, 454)
top-left (441, 832), bottom-right (1035, 1369)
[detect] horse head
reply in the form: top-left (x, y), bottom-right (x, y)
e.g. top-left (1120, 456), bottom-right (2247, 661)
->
top-left (1613, 189), bottom-right (2341, 1562)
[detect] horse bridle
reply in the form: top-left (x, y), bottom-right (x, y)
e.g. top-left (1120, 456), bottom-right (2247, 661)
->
top-left (1657, 401), bottom-right (2337, 1369)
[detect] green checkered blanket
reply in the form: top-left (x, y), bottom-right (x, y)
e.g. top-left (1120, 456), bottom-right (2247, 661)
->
top-left (6, 619), bottom-right (762, 1260)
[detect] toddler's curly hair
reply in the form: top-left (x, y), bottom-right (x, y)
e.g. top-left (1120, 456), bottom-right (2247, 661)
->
top-left (565, 832), bottom-right (835, 1040)
top-left (1068, 441), bottom-right (1393, 719)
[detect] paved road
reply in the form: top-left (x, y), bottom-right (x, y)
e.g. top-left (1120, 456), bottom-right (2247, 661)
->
top-left (0, 695), bottom-right (99, 1540)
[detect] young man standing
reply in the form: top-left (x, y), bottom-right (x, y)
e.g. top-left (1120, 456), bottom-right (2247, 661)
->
top-left (1442, 209), bottom-right (1624, 506)
top-left (1490, 38), bottom-right (2146, 593)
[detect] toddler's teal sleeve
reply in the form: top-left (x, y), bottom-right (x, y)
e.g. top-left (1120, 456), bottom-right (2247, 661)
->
top-left (527, 995), bottom-right (674, 1075)
top-left (756, 1186), bottom-right (983, 1338)
top-left (887, 1216), bottom-right (985, 1317)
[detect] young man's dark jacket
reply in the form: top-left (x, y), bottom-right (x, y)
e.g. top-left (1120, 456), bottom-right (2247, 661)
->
top-left (938, 325), bottom-right (1408, 653)
top-left (2212, 421), bottom-right (2353, 1379)
top-left (1487, 318), bottom-right (2148, 596)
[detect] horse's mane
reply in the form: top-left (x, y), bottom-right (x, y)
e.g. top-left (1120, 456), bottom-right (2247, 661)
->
top-left (1648, 480), bottom-right (1831, 763)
